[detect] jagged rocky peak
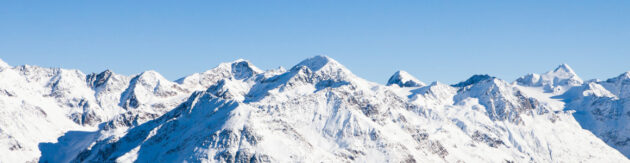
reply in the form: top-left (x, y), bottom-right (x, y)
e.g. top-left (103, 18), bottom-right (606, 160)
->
top-left (387, 70), bottom-right (426, 87)
top-left (86, 69), bottom-right (114, 88)
top-left (175, 59), bottom-right (263, 90)
top-left (5, 56), bottom-right (630, 162)
top-left (455, 76), bottom-right (549, 123)
top-left (452, 74), bottom-right (496, 87)
top-left (219, 59), bottom-right (263, 79)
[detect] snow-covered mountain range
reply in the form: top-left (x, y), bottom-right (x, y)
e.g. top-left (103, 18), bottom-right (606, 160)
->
top-left (0, 56), bottom-right (629, 162)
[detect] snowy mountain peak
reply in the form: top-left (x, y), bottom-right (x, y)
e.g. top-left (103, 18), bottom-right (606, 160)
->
top-left (4, 57), bottom-right (630, 162)
top-left (387, 70), bottom-right (426, 87)
top-left (0, 58), bottom-right (10, 68)
top-left (548, 63), bottom-right (581, 81)
top-left (516, 64), bottom-right (583, 93)
top-left (137, 70), bottom-right (166, 81)
top-left (230, 60), bottom-right (263, 80)
top-left (86, 69), bottom-right (114, 88)
top-left (554, 63), bottom-right (576, 75)
top-left (598, 71), bottom-right (630, 99)
top-left (175, 59), bottom-right (263, 90)
top-left (284, 55), bottom-right (357, 86)
top-left (576, 82), bottom-right (616, 98)
top-left (452, 74), bottom-right (496, 87)
top-left (606, 71), bottom-right (630, 83)
top-left (119, 70), bottom-right (187, 109)
top-left (218, 59), bottom-right (263, 76)
top-left (292, 55), bottom-right (343, 72)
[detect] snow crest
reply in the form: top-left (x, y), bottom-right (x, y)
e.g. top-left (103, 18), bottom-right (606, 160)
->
top-left (516, 64), bottom-right (583, 93)
top-left (0, 57), bottom-right (628, 162)
top-left (0, 58), bottom-right (10, 69)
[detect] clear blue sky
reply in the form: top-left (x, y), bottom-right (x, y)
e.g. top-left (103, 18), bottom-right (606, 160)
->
top-left (1, 1), bottom-right (629, 84)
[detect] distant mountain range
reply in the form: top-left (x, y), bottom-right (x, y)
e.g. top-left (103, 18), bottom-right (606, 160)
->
top-left (1, 56), bottom-right (629, 162)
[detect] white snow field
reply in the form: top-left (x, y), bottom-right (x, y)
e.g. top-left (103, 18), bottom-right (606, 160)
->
top-left (0, 57), bottom-right (628, 162)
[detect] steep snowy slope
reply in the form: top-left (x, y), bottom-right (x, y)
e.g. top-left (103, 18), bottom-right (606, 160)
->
top-left (68, 56), bottom-right (627, 162)
top-left (102, 59), bottom-right (267, 131)
top-left (0, 60), bottom-right (255, 162)
top-left (0, 63), bottom-right (94, 162)
top-left (513, 64), bottom-right (630, 158)
top-left (557, 72), bottom-right (630, 157)
top-left (0, 59), bottom-right (9, 68)
top-left (0, 64), bottom-right (101, 162)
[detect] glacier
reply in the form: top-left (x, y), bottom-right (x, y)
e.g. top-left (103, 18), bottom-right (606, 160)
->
top-left (0, 56), bottom-right (629, 162)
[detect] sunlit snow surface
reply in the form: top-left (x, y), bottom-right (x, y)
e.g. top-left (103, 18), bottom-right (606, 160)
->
top-left (0, 56), bottom-right (628, 162)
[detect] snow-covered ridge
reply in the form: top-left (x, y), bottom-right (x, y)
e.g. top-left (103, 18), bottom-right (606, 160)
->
top-left (0, 57), bottom-right (629, 162)
top-left (558, 72), bottom-right (630, 157)
top-left (516, 64), bottom-right (583, 93)
top-left (387, 70), bottom-right (426, 87)
top-left (0, 58), bottom-right (10, 69)
top-left (176, 59), bottom-right (263, 91)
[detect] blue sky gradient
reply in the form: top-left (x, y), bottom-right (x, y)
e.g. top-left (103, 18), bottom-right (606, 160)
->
top-left (1, 1), bottom-right (629, 84)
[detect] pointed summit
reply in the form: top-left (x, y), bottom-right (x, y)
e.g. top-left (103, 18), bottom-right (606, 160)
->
top-left (554, 63), bottom-right (576, 74)
top-left (86, 69), bottom-right (114, 88)
top-left (546, 63), bottom-right (583, 85)
top-left (550, 64), bottom-right (581, 81)
top-left (120, 70), bottom-right (185, 109)
top-left (386, 70), bottom-right (426, 87)
top-left (515, 63), bottom-right (583, 93)
top-left (286, 55), bottom-right (355, 83)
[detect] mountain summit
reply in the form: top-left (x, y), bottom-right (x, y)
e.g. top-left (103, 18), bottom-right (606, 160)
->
top-left (387, 70), bottom-right (426, 87)
top-left (176, 59), bottom-right (263, 91)
top-left (0, 57), bottom-right (628, 162)
top-left (554, 63), bottom-right (577, 75)
top-left (516, 64), bottom-right (583, 93)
